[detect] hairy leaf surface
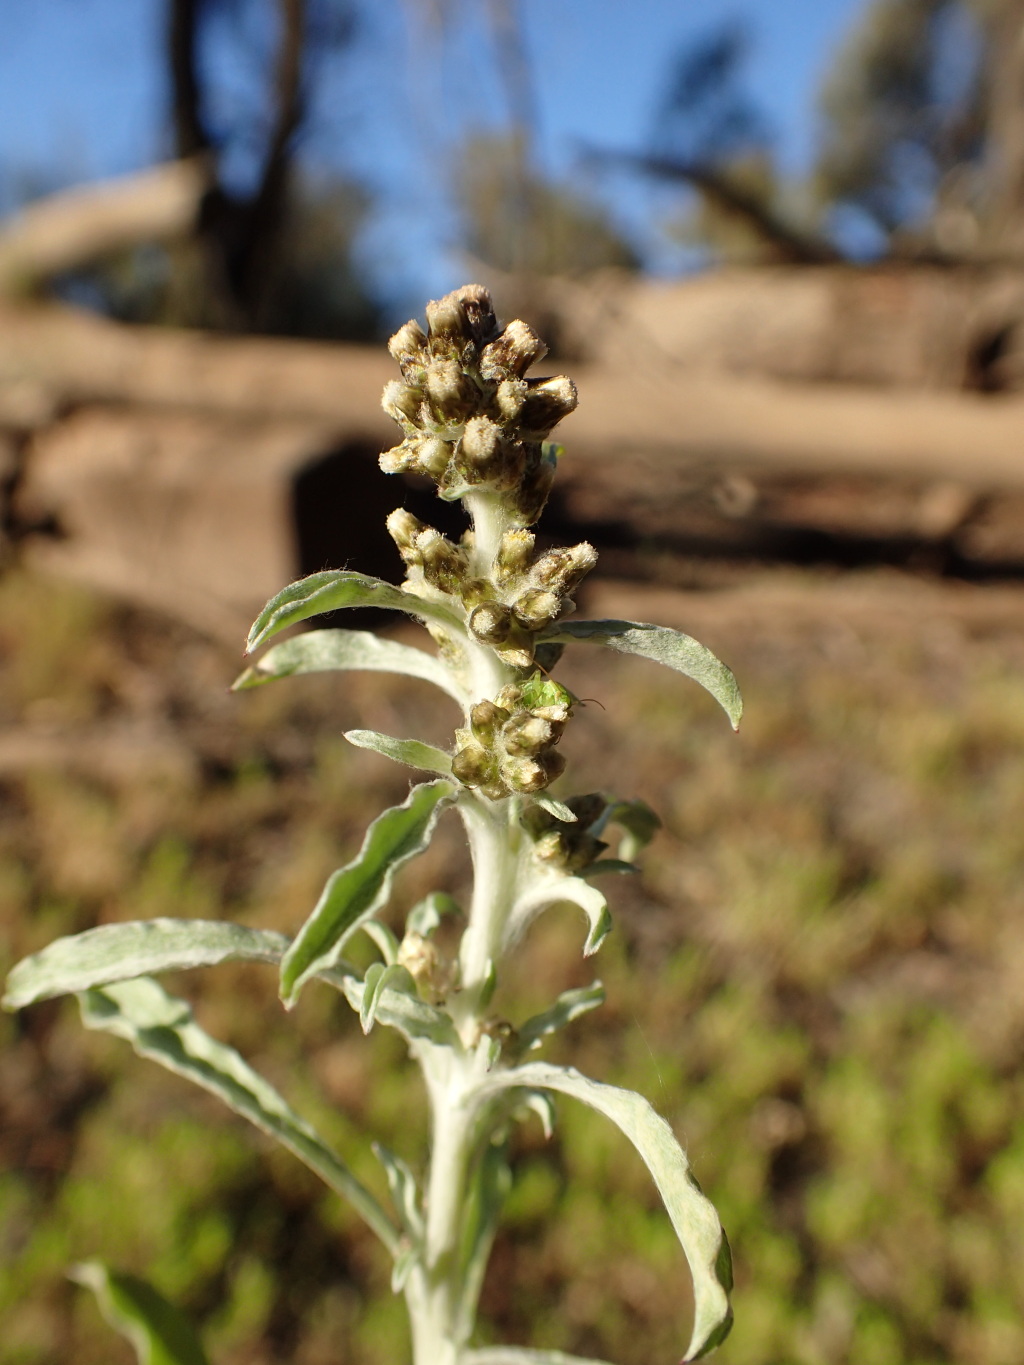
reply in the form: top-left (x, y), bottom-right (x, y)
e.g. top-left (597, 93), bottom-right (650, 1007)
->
top-left (479, 1063), bottom-right (732, 1361)
top-left (540, 619), bottom-right (742, 729)
top-left (246, 571), bottom-right (463, 653)
top-left (280, 779), bottom-right (455, 1007)
top-left (508, 873), bottom-right (611, 957)
top-left (4, 920), bottom-right (288, 1011)
top-left (344, 729), bottom-right (453, 776)
top-left (234, 627), bottom-right (466, 703)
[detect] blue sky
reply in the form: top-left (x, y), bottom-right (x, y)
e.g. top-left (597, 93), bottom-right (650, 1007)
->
top-left (0, 0), bottom-right (868, 311)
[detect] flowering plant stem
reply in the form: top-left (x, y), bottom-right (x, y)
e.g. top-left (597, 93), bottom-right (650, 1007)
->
top-left (4, 285), bottom-right (742, 1365)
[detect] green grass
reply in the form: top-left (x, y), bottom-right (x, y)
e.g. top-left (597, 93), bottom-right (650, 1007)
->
top-left (2, 567), bottom-right (1023, 1364)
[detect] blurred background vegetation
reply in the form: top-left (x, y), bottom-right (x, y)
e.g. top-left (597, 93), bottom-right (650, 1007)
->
top-left (2, 2), bottom-right (1024, 1364)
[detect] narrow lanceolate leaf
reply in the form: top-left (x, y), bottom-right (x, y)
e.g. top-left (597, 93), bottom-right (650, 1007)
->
top-left (344, 729), bottom-right (453, 777)
top-left (508, 873), bottom-right (611, 957)
top-left (341, 976), bottom-right (459, 1049)
top-left (455, 1137), bottom-right (512, 1342)
top-left (78, 978), bottom-right (398, 1255)
top-left (246, 571), bottom-right (463, 654)
top-left (463, 1349), bottom-right (615, 1365)
top-left (532, 792), bottom-right (577, 823)
top-left (540, 619), bottom-right (742, 730)
top-left (3, 921), bottom-right (288, 1011)
top-left (358, 963), bottom-right (417, 1034)
top-left (232, 628), bottom-right (467, 705)
top-left (280, 779), bottom-right (455, 1008)
top-left (480, 1063), bottom-right (733, 1362)
top-left (70, 1261), bottom-right (210, 1365)
top-left (517, 982), bottom-right (606, 1053)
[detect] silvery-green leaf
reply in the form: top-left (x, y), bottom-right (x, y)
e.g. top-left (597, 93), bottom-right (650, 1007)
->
top-left (359, 919), bottom-right (400, 966)
top-left (601, 798), bottom-right (662, 861)
top-left (455, 1137), bottom-right (512, 1341)
top-left (391, 1241), bottom-right (418, 1294)
top-left (246, 571), bottom-right (463, 654)
top-left (344, 729), bottom-right (453, 776)
top-left (517, 983), bottom-right (606, 1053)
top-left (360, 963), bottom-right (416, 1034)
top-left (372, 1141), bottom-right (424, 1240)
top-left (70, 1261), bottom-right (209, 1365)
top-left (341, 977), bottom-right (459, 1049)
top-left (579, 859), bottom-right (637, 878)
top-left (508, 873), bottom-right (611, 957)
top-left (532, 793), bottom-right (577, 823)
top-left (406, 891), bottom-right (460, 937)
top-left (232, 628), bottom-right (466, 704)
top-left (78, 978), bottom-right (398, 1254)
top-left (280, 779), bottom-right (455, 1008)
top-left (479, 1063), bottom-right (733, 1361)
top-left (463, 1350), bottom-right (614, 1365)
top-left (3, 920), bottom-right (288, 1011)
top-left (514, 1090), bottom-right (557, 1140)
top-left (540, 619), bottom-right (742, 730)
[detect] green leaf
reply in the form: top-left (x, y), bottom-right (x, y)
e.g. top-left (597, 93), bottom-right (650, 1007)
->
top-left (579, 859), bottom-right (638, 878)
top-left (517, 983), bottom-right (606, 1053)
top-left (463, 1349), bottom-right (615, 1365)
top-left (359, 962), bottom-right (416, 1034)
top-left (601, 797), bottom-right (662, 861)
top-left (479, 1063), bottom-right (733, 1361)
top-left (372, 1142), bottom-right (424, 1239)
top-left (78, 977), bottom-right (398, 1254)
top-left (540, 619), bottom-right (742, 730)
top-left (70, 1261), bottom-right (209, 1365)
top-left (358, 919), bottom-right (401, 966)
top-left (532, 792), bottom-right (577, 823)
top-left (3, 920), bottom-right (288, 1011)
top-left (233, 627), bottom-right (467, 704)
top-left (406, 891), bottom-right (460, 937)
top-left (246, 570), bottom-right (464, 654)
top-left (280, 779), bottom-right (455, 1008)
top-left (508, 873), bottom-right (611, 957)
top-left (344, 729), bottom-right (453, 776)
top-left (340, 976), bottom-right (460, 1049)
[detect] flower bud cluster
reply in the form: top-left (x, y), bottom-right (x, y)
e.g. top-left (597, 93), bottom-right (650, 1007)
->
top-left (380, 284), bottom-right (578, 527)
top-left (521, 794), bottom-right (611, 872)
top-left (387, 510), bottom-right (597, 668)
top-left (451, 681), bottom-right (572, 799)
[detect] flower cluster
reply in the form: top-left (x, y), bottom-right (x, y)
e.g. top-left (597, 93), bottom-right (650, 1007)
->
top-left (380, 283), bottom-right (579, 527)
top-left (451, 679), bottom-right (572, 799)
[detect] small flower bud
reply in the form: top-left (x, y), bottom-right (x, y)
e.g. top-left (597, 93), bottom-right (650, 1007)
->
top-left (459, 416), bottom-right (502, 469)
top-left (397, 931), bottom-right (448, 1001)
top-left (413, 436), bottom-right (452, 478)
top-left (470, 700), bottom-right (510, 738)
top-left (469, 601), bottom-right (514, 644)
top-left (530, 542), bottom-right (598, 594)
top-left (459, 577), bottom-right (492, 609)
top-left (480, 319), bottom-right (548, 380)
top-left (379, 442), bottom-right (415, 474)
top-left (386, 508), bottom-right (425, 554)
top-left (425, 284), bottom-right (497, 346)
top-left (513, 588), bottom-right (562, 630)
top-left (425, 359), bottom-right (478, 423)
top-left (495, 377), bottom-right (527, 422)
top-left (451, 741), bottom-right (493, 788)
top-left (417, 529), bottom-right (467, 591)
top-left (388, 319), bottom-right (428, 365)
top-left (502, 713), bottom-right (557, 755)
top-left (495, 529), bottom-right (536, 585)
top-left (512, 457), bottom-right (555, 526)
top-left (381, 379), bottom-right (423, 426)
top-left (518, 375), bottom-right (578, 435)
top-left (503, 749), bottom-right (566, 793)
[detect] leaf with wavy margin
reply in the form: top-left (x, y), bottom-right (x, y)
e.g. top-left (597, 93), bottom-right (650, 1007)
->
top-left (280, 779), bottom-right (455, 1008)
